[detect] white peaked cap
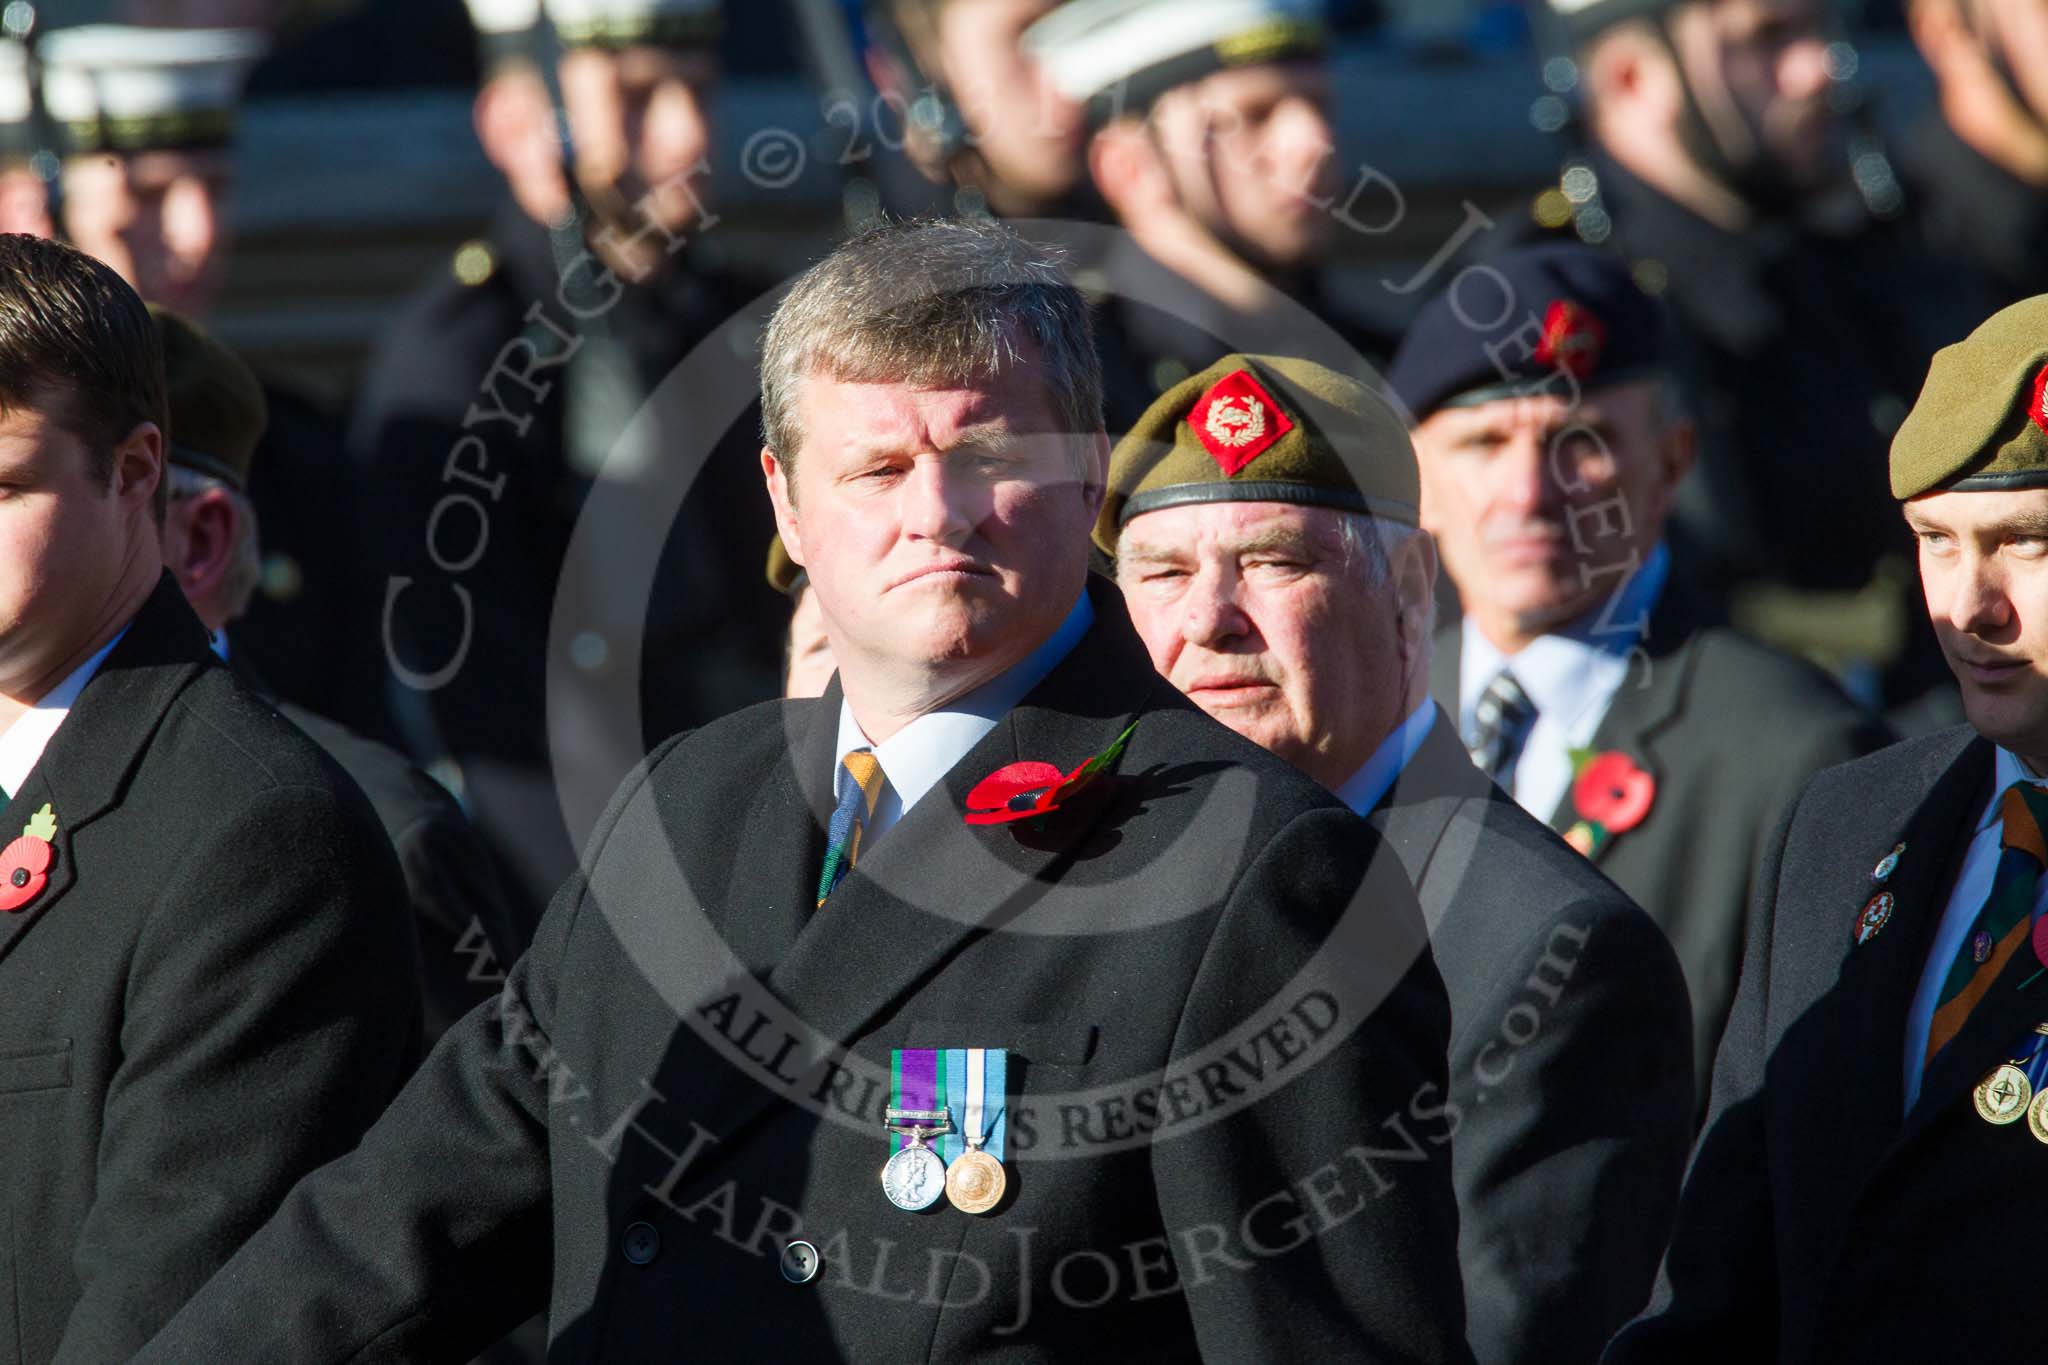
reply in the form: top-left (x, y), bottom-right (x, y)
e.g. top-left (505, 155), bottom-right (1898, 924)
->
top-left (1024, 0), bottom-right (1324, 110)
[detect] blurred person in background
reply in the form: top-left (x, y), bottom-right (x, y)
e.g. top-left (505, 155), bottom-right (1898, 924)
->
top-left (1105, 350), bottom-right (1693, 1365)
top-left (1388, 241), bottom-right (1892, 1112)
top-left (864, 0), bottom-right (1095, 219)
top-left (352, 0), bottom-right (784, 921)
top-left (766, 532), bottom-right (836, 699)
top-left (1539, 0), bottom-right (1980, 709)
top-left (31, 18), bottom-right (365, 726)
top-left (1025, 0), bottom-right (1390, 438)
top-left (152, 304), bottom-right (525, 1044)
top-left (1901, 0), bottom-right (2048, 304)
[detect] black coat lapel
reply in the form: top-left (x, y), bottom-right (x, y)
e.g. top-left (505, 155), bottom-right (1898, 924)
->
top-left (1542, 585), bottom-right (1701, 860)
top-left (0, 575), bottom-right (213, 968)
top-left (1817, 732), bottom-right (1988, 1185)
top-left (1886, 737), bottom-right (2048, 1160)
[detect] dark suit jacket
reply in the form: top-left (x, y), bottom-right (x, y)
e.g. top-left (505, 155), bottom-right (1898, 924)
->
top-left (230, 648), bottom-right (532, 1042)
top-left (142, 582), bottom-right (1473, 1363)
top-left (1434, 587), bottom-right (1892, 1104)
top-left (1367, 711), bottom-right (1691, 1365)
top-left (1605, 726), bottom-right (2043, 1363)
top-left (0, 575), bottom-right (421, 1364)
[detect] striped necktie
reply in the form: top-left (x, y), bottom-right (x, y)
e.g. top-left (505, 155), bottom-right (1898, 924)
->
top-left (816, 749), bottom-right (885, 908)
top-left (1925, 782), bottom-right (2048, 1071)
top-left (1465, 669), bottom-right (1538, 788)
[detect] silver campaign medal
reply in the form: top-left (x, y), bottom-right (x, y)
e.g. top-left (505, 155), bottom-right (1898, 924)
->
top-left (881, 1130), bottom-right (947, 1211)
top-left (881, 1106), bottom-right (949, 1212)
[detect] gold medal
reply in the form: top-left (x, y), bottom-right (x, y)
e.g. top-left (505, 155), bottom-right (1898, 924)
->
top-left (2028, 1088), bottom-right (2048, 1145)
top-left (945, 1143), bottom-right (1007, 1214)
top-left (1976, 1063), bottom-right (2033, 1125)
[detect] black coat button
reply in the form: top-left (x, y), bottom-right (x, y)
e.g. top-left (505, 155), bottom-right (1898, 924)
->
top-left (621, 1221), bottom-right (660, 1265)
top-left (780, 1240), bottom-right (821, 1284)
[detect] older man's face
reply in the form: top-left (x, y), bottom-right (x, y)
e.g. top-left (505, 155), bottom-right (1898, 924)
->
top-left (1117, 501), bottom-right (1405, 789)
top-left (1412, 380), bottom-right (1688, 647)
top-left (766, 360), bottom-right (1100, 697)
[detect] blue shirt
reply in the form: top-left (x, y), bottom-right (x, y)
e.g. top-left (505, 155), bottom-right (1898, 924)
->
top-left (1335, 701), bottom-right (1437, 817)
top-left (832, 591), bottom-right (1094, 843)
top-left (1459, 542), bottom-right (1669, 821)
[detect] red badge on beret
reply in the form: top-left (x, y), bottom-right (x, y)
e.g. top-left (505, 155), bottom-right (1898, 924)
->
top-left (1188, 368), bottom-right (1294, 477)
top-left (2032, 362), bottom-right (2048, 437)
top-left (1533, 299), bottom-right (1606, 380)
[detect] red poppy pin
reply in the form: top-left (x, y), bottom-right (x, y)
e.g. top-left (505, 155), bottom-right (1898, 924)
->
top-left (0, 803), bottom-right (58, 913)
top-left (965, 720), bottom-right (1140, 828)
top-left (1562, 749), bottom-right (1654, 857)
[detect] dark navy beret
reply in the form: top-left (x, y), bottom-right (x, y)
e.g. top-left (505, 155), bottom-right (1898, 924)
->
top-left (1384, 242), bottom-right (1670, 424)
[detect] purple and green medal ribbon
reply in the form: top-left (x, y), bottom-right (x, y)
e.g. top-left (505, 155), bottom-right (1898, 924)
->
top-left (890, 1048), bottom-right (1007, 1161)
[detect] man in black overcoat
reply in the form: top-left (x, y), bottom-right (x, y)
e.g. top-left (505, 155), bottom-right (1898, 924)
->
top-left (1387, 241), bottom-right (1892, 1108)
top-left (139, 218), bottom-right (1472, 1362)
top-left (1606, 292), bottom-right (2048, 1361)
top-left (0, 235), bottom-right (419, 1364)
top-left (1105, 349), bottom-right (1692, 1365)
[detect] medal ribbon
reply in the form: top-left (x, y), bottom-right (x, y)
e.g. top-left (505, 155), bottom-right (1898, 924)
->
top-left (942, 1047), bottom-right (1007, 1163)
top-left (890, 1048), bottom-right (947, 1155)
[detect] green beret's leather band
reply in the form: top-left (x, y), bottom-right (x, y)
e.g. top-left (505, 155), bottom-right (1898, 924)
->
top-left (1119, 478), bottom-right (1418, 527)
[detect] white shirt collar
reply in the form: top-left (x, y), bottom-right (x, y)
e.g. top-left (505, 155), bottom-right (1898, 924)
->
top-left (1975, 747), bottom-right (2048, 835)
top-left (833, 590), bottom-right (1095, 836)
top-left (0, 629), bottom-right (128, 798)
top-left (1457, 542), bottom-right (1671, 735)
top-left (1335, 701), bottom-right (1436, 816)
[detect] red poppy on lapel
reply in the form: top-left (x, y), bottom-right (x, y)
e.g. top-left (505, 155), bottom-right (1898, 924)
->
top-left (1574, 752), bottom-right (1655, 832)
top-left (964, 720), bottom-right (1139, 828)
top-left (1563, 750), bottom-right (1655, 858)
top-left (0, 804), bottom-right (58, 913)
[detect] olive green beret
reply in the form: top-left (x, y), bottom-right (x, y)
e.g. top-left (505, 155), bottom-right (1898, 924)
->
top-left (765, 533), bottom-right (807, 597)
top-left (1094, 352), bottom-right (1417, 556)
top-left (1892, 294), bottom-right (2048, 499)
top-left (148, 304), bottom-right (267, 491)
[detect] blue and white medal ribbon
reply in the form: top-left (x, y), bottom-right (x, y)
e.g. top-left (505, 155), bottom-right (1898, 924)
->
top-left (943, 1047), bottom-right (1008, 1214)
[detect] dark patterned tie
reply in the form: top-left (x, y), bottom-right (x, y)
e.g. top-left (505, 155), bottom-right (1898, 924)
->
top-left (1466, 669), bottom-right (1538, 788)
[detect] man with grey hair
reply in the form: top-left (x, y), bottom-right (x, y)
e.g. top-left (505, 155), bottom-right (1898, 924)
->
top-left (140, 218), bottom-right (1472, 1362)
top-left (1107, 350), bottom-right (1692, 1365)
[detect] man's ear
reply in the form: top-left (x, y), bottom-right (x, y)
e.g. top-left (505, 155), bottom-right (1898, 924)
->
top-left (1659, 414), bottom-right (1698, 508)
top-left (111, 421), bottom-right (162, 513)
top-left (1392, 528), bottom-right (1439, 669)
top-left (763, 444), bottom-right (804, 566)
top-left (164, 485), bottom-right (240, 602)
top-left (1088, 118), bottom-right (1172, 218)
